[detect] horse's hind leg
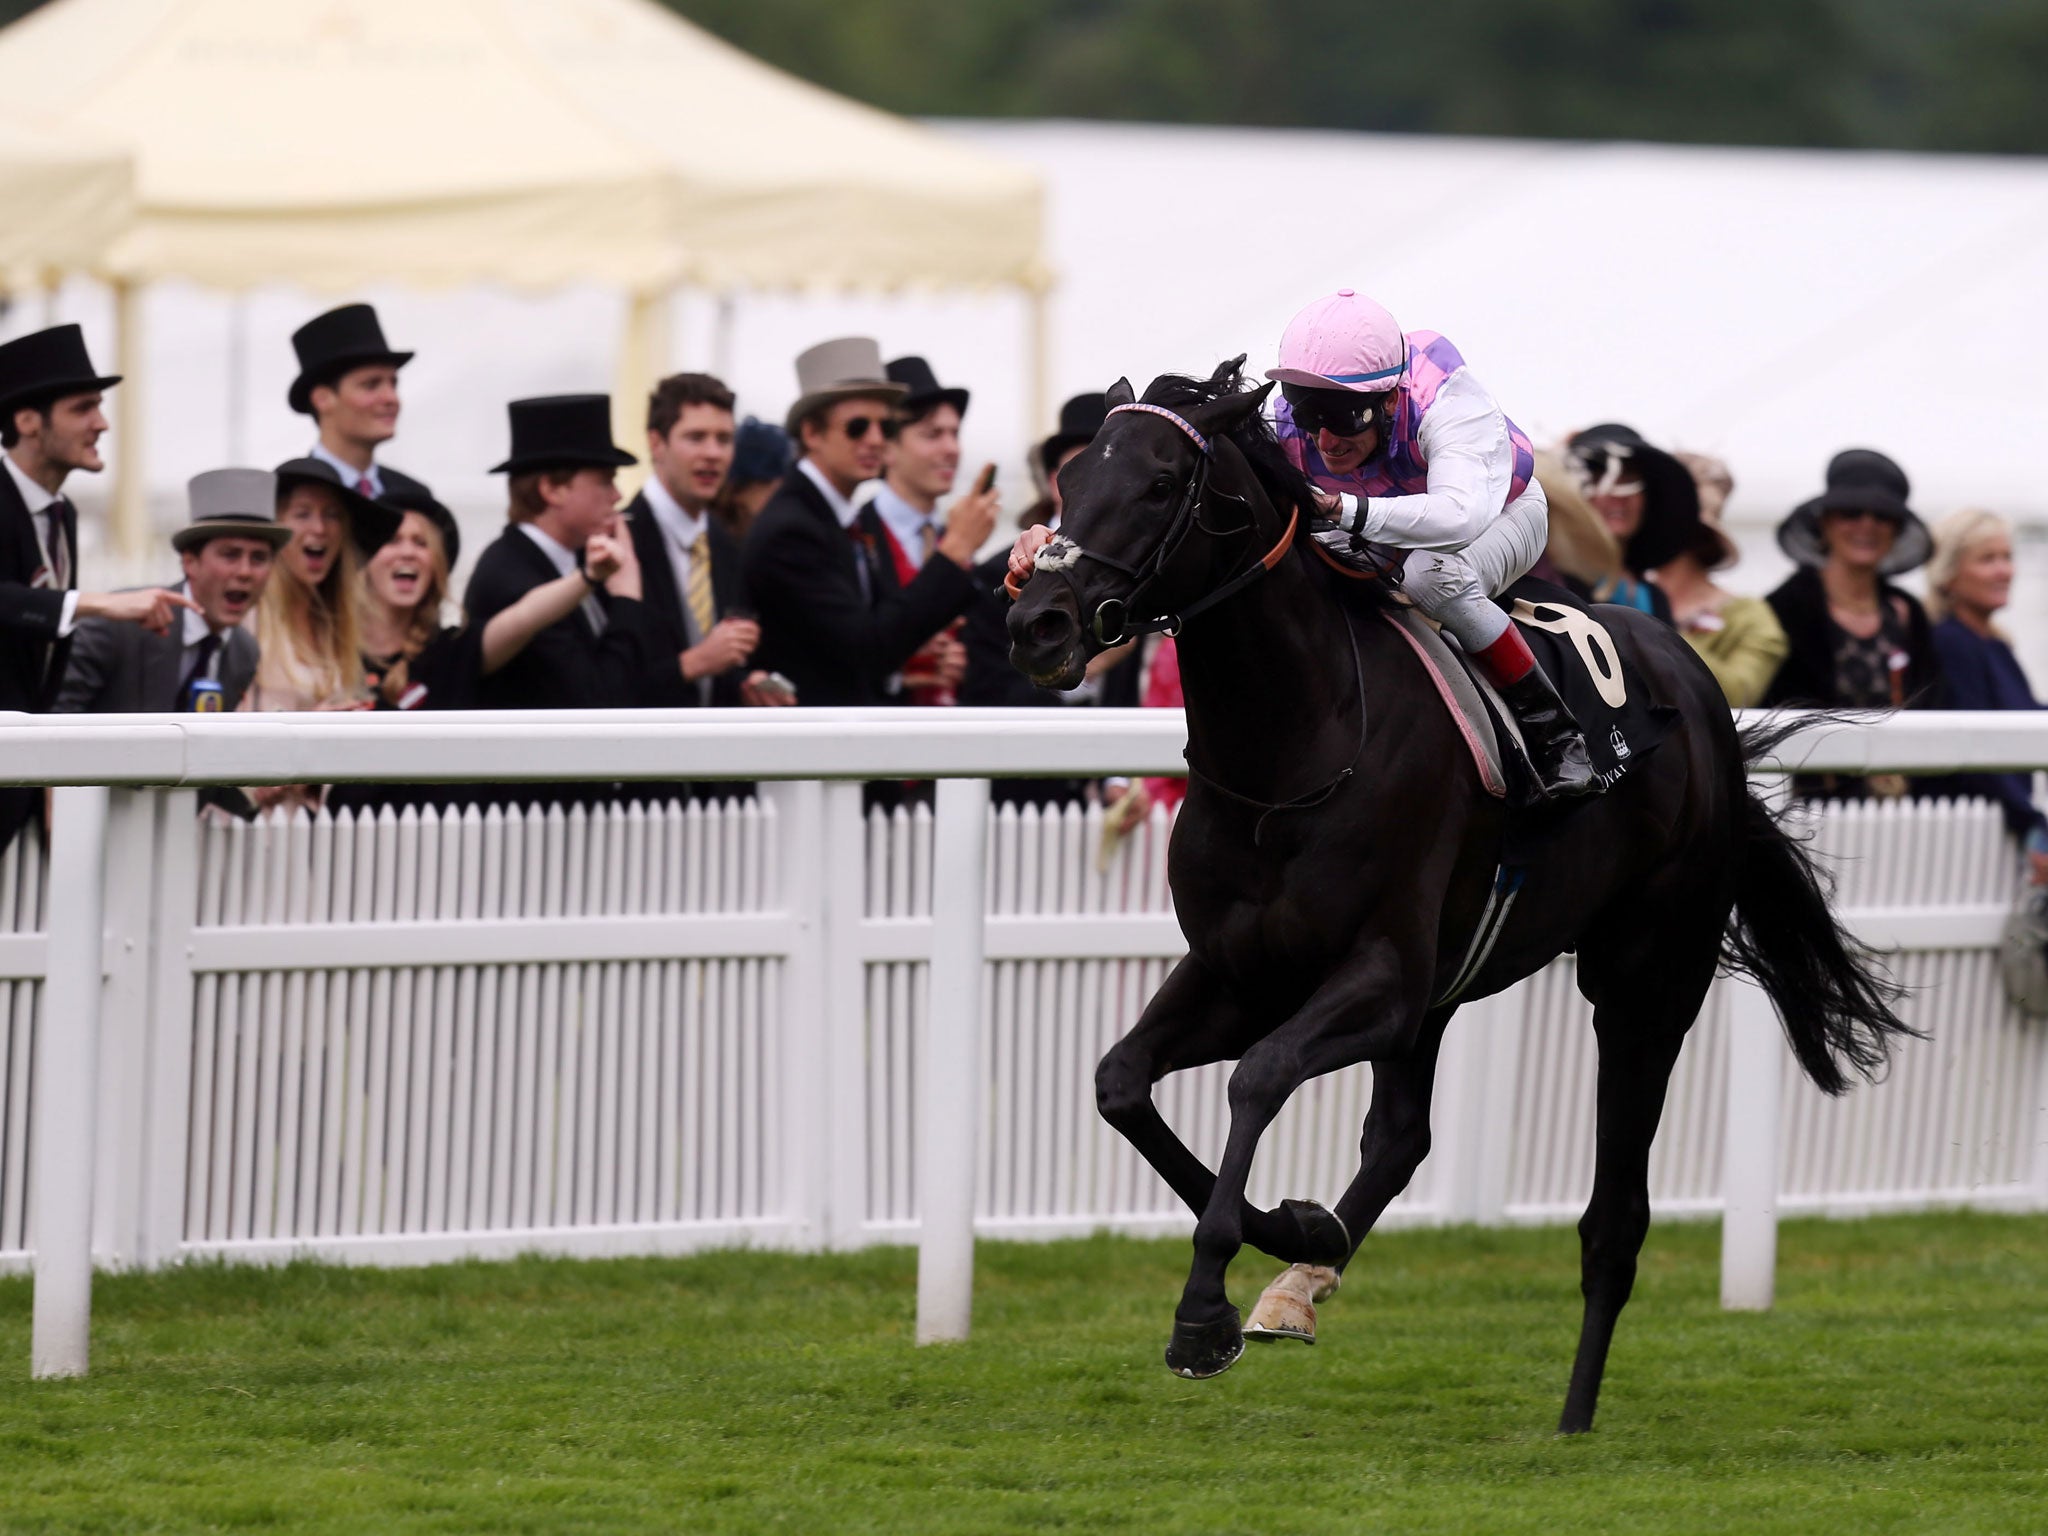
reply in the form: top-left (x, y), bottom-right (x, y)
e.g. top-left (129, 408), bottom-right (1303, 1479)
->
top-left (1557, 931), bottom-right (1715, 1434)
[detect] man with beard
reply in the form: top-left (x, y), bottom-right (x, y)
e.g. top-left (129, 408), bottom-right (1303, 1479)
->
top-left (0, 323), bottom-right (195, 853)
top-left (55, 468), bottom-right (285, 714)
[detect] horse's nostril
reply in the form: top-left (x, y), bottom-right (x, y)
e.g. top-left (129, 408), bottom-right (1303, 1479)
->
top-left (1026, 611), bottom-right (1072, 648)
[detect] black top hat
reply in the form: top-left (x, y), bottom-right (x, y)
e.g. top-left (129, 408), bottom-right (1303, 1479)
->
top-left (379, 485), bottom-right (462, 571)
top-left (288, 304), bottom-right (414, 416)
top-left (1038, 392), bottom-right (1108, 475)
top-left (886, 356), bottom-right (970, 421)
top-left (1777, 448), bottom-right (1931, 575)
top-left (1566, 422), bottom-right (1702, 574)
top-left (0, 323), bottom-right (121, 415)
top-left (491, 395), bottom-right (638, 476)
top-left (274, 457), bottom-right (404, 557)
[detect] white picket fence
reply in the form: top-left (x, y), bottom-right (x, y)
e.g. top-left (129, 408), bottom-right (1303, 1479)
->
top-left (1, 783), bottom-right (2042, 1277)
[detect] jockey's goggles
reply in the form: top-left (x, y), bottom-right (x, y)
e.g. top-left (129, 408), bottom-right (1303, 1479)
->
top-left (1282, 383), bottom-right (1388, 439)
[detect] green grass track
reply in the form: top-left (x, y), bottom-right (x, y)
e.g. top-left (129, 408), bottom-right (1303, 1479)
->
top-left (3, 1212), bottom-right (2045, 1533)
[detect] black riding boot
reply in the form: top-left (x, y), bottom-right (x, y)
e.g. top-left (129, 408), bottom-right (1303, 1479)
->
top-left (1497, 667), bottom-right (1599, 800)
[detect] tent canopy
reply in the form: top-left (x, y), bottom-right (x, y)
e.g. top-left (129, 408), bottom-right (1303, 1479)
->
top-left (0, 114), bottom-right (131, 278)
top-left (0, 0), bottom-right (1045, 294)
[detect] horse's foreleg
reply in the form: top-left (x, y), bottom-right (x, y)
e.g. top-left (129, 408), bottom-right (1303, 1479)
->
top-left (1246, 1015), bottom-right (1448, 1345)
top-left (1168, 945), bottom-right (1416, 1377)
top-left (1096, 958), bottom-right (1335, 1263)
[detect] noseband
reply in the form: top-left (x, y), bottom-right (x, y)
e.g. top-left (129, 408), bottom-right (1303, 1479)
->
top-left (1030, 402), bottom-right (1300, 646)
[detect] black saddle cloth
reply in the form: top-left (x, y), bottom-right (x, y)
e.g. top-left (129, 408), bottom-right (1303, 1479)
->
top-left (1498, 576), bottom-right (1680, 796)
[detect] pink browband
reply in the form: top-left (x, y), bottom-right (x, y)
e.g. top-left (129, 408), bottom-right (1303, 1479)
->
top-left (1107, 402), bottom-right (1211, 456)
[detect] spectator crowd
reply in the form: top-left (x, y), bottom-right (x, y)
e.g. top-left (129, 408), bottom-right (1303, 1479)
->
top-left (0, 304), bottom-right (2041, 872)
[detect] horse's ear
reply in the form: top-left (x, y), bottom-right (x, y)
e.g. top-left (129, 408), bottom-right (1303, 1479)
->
top-left (1207, 353), bottom-right (1248, 388)
top-left (1105, 376), bottom-right (1136, 408)
top-left (1188, 380), bottom-right (1274, 437)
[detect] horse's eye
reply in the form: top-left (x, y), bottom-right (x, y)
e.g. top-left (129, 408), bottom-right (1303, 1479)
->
top-left (1151, 473), bottom-right (1177, 499)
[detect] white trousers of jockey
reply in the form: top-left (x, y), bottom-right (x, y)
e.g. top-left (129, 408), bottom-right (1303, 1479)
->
top-left (1268, 290), bottom-right (1596, 799)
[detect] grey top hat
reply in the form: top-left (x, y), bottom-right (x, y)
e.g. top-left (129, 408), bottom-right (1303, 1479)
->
top-left (174, 469), bottom-right (291, 554)
top-left (784, 337), bottom-right (907, 436)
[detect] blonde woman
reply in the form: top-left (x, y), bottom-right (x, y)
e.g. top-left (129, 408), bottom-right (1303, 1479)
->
top-left (353, 487), bottom-right (638, 713)
top-left (244, 458), bottom-right (394, 712)
top-left (1925, 507), bottom-right (2047, 881)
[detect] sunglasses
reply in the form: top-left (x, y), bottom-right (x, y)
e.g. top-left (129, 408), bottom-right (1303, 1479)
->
top-left (1827, 506), bottom-right (1904, 527)
top-left (1282, 384), bottom-right (1384, 439)
top-left (840, 415), bottom-right (890, 441)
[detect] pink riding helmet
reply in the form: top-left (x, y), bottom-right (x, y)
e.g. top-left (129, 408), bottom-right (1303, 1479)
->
top-left (1265, 289), bottom-right (1407, 394)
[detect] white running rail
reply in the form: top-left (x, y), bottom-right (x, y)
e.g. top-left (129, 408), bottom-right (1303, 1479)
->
top-left (0, 708), bottom-right (2044, 1373)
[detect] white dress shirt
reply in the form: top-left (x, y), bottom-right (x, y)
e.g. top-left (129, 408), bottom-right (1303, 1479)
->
top-left (5, 451), bottom-right (78, 635)
top-left (309, 442), bottom-right (382, 497)
top-left (797, 457), bottom-right (862, 529)
top-left (869, 481), bottom-right (939, 568)
top-left (518, 521), bottom-right (605, 633)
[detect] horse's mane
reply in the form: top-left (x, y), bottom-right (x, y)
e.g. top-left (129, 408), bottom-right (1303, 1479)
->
top-left (1139, 363), bottom-right (1320, 526)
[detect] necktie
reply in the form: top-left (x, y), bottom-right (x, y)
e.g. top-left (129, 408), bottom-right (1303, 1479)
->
top-left (579, 570), bottom-right (608, 636)
top-left (685, 529), bottom-right (716, 641)
top-left (45, 499), bottom-right (71, 590)
top-left (180, 631), bottom-right (222, 695)
top-left (918, 519), bottom-right (937, 564)
top-left (356, 473), bottom-right (375, 497)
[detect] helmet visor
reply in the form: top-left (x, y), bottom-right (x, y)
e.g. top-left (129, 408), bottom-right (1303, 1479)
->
top-left (1282, 383), bottom-right (1386, 438)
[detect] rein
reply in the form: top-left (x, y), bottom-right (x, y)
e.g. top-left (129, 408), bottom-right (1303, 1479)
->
top-left (1027, 402), bottom-right (1299, 646)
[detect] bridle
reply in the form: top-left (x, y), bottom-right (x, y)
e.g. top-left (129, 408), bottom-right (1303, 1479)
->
top-left (1023, 401), bottom-right (1299, 646)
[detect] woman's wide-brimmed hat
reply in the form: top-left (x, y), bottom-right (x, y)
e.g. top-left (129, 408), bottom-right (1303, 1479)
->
top-left (1776, 448), bottom-right (1931, 575)
top-left (287, 304), bottom-right (413, 416)
top-left (1037, 391), bottom-right (1108, 476)
top-left (379, 485), bottom-right (463, 571)
top-left (172, 469), bottom-right (292, 554)
top-left (0, 323), bottom-right (121, 414)
top-left (1566, 423), bottom-right (1702, 574)
top-left (274, 457), bottom-right (403, 557)
top-left (490, 394), bottom-right (638, 476)
top-left (783, 337), bottom-right (907, 436)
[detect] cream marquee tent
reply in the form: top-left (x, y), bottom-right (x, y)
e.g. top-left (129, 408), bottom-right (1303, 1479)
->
top-left (0, 0), bottom-right (1048, 553)
top-left (0, 115), bottom-right (131, 280)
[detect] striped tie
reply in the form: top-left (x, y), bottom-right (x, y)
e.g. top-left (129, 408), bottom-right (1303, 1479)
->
top-left (686, 529), bottom-right (716, 640)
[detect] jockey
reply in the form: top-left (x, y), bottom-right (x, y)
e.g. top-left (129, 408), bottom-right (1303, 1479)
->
top-left (1269, 289), bottom-right (1595, 800)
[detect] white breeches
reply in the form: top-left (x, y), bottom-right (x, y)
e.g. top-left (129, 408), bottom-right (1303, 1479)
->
top-left (1400, 485), bottom-right (1550, 653)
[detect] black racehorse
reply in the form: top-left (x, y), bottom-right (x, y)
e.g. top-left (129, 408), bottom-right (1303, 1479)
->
top-left (1005, 360), bottom-right (1909, 1434)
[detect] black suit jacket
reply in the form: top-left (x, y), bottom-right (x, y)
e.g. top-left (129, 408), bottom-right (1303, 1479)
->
top-left (0, 465), bottom-right (77, 854)
top-left (623, 490), bottom-right (748, 709)
top-left (740, 468), bottom-right (975, 707)
top-left (463, 523), bottom-right (653, 807)
top-left (378, 463), bottom-right (433, 500)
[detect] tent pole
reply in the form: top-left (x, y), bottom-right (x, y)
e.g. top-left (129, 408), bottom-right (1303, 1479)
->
top-left (1025, 283), bottom-right (1053, 441)
top-left (111, 279), bottom-right (148, 565)
top-left (612, 285), bottom-right (672, 496)
top-left (712, 291), bottom-right (736, 381)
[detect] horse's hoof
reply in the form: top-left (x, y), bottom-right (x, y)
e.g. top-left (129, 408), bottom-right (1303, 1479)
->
top-left (1281, 1198), bottom-right (1352, 1267)
top-left (1244, 1263), bottom-right (1341, 1344)
top-left (1165, 1310), bottom-right (1244, 1379)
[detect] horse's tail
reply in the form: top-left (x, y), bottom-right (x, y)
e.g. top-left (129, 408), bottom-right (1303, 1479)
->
top-left (1719, 714), bottom-right (1919, 1095)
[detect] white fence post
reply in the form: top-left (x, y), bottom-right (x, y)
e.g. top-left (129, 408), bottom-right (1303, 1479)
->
top-left (92, 789), bottom-right (159, 1269)
top-left (1719, 971), bottom-right (1783, 1311)
top-left (917, 777), bottom-right (989, 1343)
top-left (820, 780), bottom-right (870, 1249)
top-left (31, 785), bottom-right (110, 1377)
top-left (765, 781), bottom-right (830, 1249)
top-left (135, 789), bottom-right (200, 1269)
